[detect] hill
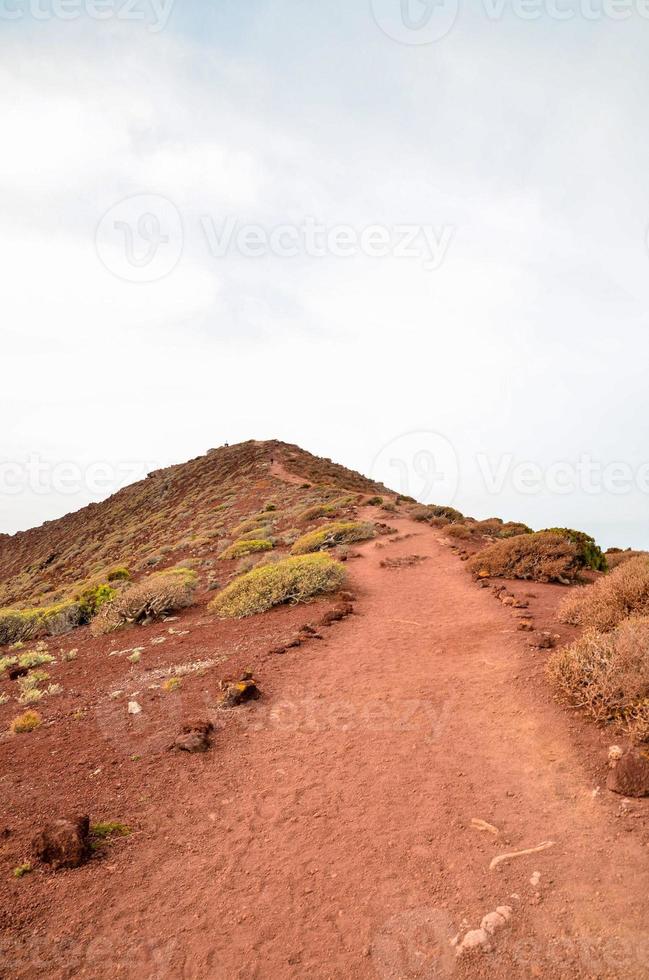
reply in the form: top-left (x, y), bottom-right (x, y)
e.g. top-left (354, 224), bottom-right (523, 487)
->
top-left (0, 440), bottom-right (388, 611)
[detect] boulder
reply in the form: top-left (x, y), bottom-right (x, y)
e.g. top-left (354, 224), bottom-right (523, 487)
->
top-left (33, 815), bottom-right (90, 869)
top-left (607, 747), bottom-right (649, 798)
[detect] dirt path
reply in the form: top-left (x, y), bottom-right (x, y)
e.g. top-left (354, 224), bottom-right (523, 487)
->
top-left (11, 506), bottom-right (649, 979)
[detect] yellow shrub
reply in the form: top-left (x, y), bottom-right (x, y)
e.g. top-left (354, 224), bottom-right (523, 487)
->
top-left (210, 553), bottom-right (345, 619)
top-left (291, 521), bottom-right (375, 555)
top-left (219, 539), bottom-right (273, 560)
top-left (0, 601), bottom-right (82, 646)
top-left (10, 710), bottom-right (42, 734)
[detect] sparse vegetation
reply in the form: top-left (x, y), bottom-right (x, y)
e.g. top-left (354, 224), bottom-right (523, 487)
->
top-left (469, 531), bottom-right (581, 583)
top-left (13, 862), bottom-right (32, 878)
top-left (219, 539), bottom-right (273, 560)
top-left (210, 553), bottom-right (345, 619)
top-left (10, 709), bottom-right (42, 734)
top-left (548, 617), bottom-right (649, 743)
top-left (90, 822), bottom-right (131, 849)
top-left (291, 521), bottom-right (375, 555)
top-left (559, 556), bottom-right (649, 632)
top-left (91, 569), bottom-right (198, 635)
top-left (162, 677), bottom-right (182, 693)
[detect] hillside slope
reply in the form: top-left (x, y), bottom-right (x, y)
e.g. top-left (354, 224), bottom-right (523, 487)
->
top-left (0, 440), bottom-right (388, 609)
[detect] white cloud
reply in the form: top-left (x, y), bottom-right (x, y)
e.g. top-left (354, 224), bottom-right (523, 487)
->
top-left (2, 11), bottom-right (649, 548)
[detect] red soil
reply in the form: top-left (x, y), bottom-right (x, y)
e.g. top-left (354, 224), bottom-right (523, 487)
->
top-left (1, 490), bottom-right (649, 978)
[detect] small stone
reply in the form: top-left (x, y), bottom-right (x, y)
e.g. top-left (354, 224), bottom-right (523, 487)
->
top-left (127, 701), bottom-right (142, 715)
top-left (173, 720), bottom-right (214, 754)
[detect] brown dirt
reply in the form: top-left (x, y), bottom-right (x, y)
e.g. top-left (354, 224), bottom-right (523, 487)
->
top-left (1, 484), bottom-right (649, 978)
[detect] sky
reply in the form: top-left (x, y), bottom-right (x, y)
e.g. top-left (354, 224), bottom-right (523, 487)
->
top-left (2, 0), bottom-right (649, 548)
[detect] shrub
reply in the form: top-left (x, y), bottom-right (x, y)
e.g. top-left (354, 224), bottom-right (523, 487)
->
top-left (75, 582), bottom-right (117, 622)
top-left (10, 710), bottom-right (41, 734)
top-left (541, 528), bottom-right (606, 571)
top-left (0, 601), bottom-right (82, 646)
top-left (547, 617), bottom-right (649, 742)
top-left (291, 521), bottom-right (375, 555)
top-left (18, 650), bottom-right (54, 669)
top-left (606, 550), bottom-right (649, 572)
top-left (444, 523), bottom-right (474, 540)
top-left (91, 569), bottom-right (198, 635)
top-left (469, 532), bottom-right (580, 583)
top-left (297, 497), bottom-right (356, 522)
top-left (219, 539), bottom-right (273, 560)
top-left (210, 553), bottom-right (345, 619)
top-left (559, 555), bottom-right (649, 632)
top-left (410, 504), bottom-right (464, 524)
top-left (367, 496), bottom-right (384, 506)
top-left (107, 567), bottom-right (130, 582)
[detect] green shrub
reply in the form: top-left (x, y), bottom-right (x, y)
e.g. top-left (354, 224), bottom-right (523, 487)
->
top-left (542, 528), bottom-right (606, 571)
top-left (210, 553), bottom-right (345, 619)
top-left (367, 496), bottom-right (384, 506)
top-left (291, 521), bottom-right (375, 555)
top-left (75, 583), bottom-right (117, 622)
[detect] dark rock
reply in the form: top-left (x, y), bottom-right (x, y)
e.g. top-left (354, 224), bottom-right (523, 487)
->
top-left (320, 603), bottom-right (353, 627)
top-left (220, 676), bottom-right (260, 709)
top-left (607, 747), bottom-right (649, 798)
top-left (534, 632), bottom-right (557, 650)
top-left (173, 719), bottom-right (214, 753)
top-left (33, 815), bottom-right (90, 869)
top-left (8, 665), bottom-right (29, 681)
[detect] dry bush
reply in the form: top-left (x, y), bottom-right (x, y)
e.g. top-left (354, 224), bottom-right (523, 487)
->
top-left (410, 504), bottom-right (464, 524)
top-left (444, 523), bottom-right (474, 540)
top-left (469, 532), bottom-right (580, 584)
top-left (210, 553), bottom-right (345, 619)
top-left (606, 550), bottom-right (649, 572)
top-left (91, 569), bottom-right (197, 634)
top-left (547, 617), bottom-right (649, 743)
top-left (559, 556), bottom-right (649, 631)
top-left (291, 521), bottom-right (375, 555)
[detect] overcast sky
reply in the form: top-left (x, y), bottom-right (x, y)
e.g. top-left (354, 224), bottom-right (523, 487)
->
top-left (2, 0), bottom-right (649, 548)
